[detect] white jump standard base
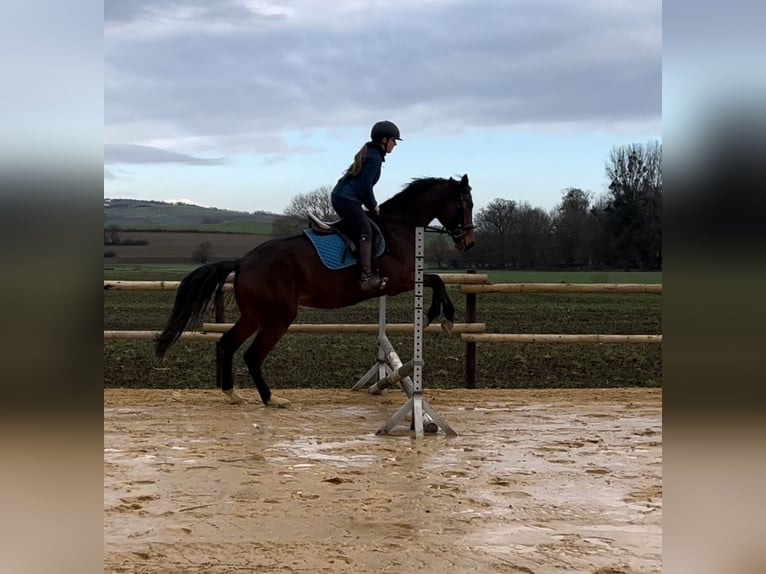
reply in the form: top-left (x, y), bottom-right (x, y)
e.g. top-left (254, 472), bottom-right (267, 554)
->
top-left (351, 295), bottom-right (414, 396)
top-left (375, 227), bottom-right (457, 438)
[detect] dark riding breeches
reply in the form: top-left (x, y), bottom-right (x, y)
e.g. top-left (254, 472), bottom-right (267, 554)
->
top-left (331, 195), bottom-right (372, 243)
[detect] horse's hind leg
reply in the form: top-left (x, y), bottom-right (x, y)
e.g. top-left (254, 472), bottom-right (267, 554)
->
top-left (424, 274), bottom-right (454, 332)
top-left (439, 281), bottom-right (456, 332)
top-left (243, 322), bottom-right (293, 408)
top-left (423, 274), bottom-right (443, 327)
top-left (217, 318), bottom-right (257, 404)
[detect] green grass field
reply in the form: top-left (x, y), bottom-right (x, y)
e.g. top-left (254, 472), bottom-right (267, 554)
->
top-left (104, 263), bottom-right (200, 280)
top-left (104, 265), bottom-right (662, 284)
top-left (480, 270), bottom-right (662, 284)
top-left (104, 265), bottom-right (662, 391)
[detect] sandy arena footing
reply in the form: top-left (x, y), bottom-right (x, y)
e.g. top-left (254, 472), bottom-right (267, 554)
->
top-left (104, 387), bottom-right (662, 574)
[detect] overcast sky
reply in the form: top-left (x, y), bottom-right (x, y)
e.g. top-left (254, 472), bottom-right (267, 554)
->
top-left (104, 0), bottom-right (661, 214)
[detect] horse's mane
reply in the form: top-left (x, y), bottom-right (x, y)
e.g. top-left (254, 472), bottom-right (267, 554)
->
top-left (380, 177), bottom-right (451, 211)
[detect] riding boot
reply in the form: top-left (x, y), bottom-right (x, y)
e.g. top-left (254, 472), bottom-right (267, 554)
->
top-left (358, 236), bottom-right (383, 292)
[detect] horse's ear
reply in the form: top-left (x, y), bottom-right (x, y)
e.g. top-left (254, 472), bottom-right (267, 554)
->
top-left (461, 174), bottom-right (469, 187)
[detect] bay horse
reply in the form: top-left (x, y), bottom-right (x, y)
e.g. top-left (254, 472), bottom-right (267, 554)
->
top-left (155, 174), bottom-right (475, 407)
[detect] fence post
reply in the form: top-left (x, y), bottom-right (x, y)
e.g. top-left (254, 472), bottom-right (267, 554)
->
top-left (464, 269), bottom-right (477, 388)
top-left (214, 288), bottom-right (226, 323)
top-left (213, 288), bottom-right (226, 387)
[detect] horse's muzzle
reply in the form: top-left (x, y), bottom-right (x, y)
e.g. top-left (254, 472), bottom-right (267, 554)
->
top-left (453, 232), bottom-right (476, 252)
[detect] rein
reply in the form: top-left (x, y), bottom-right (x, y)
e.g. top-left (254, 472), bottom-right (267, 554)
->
top-left (424, 225), bottom-right (452, 234)
top-left (377, 218), bottom-right (471, 241)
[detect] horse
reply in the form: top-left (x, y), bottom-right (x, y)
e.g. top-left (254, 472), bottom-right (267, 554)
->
top-left (155, 174), bottom-right (476, 407)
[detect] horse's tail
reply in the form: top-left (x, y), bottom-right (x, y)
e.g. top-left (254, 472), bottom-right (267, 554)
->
top-left (155, 260), bottom-right (239, 358)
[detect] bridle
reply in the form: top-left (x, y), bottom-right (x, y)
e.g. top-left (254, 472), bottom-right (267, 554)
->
top-left (425, 185), bottom-right (475, 243)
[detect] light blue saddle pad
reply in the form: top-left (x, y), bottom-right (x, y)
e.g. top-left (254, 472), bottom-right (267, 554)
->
top-left (302, 229), bottom-right (385, 270)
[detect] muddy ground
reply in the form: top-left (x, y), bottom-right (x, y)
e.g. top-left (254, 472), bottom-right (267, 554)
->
top-left (104, 388), bottom-right (662, 573)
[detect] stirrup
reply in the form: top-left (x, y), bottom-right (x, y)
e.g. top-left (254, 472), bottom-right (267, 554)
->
top-left (359, 273), bottom-right (383, 292)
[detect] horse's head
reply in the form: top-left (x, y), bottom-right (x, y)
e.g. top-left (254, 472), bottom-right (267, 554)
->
top-left (435, 174), bottom-right (476, 251)
top-left (380, 175), bottom-right (476, 250)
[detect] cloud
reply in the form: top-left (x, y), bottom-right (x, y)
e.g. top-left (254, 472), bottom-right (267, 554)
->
top-left (103, 144), bottom-right (225, 165)
top-left (104, 0), bottom-right (287, 26)
top-left (261, 155), bottom-right (288, 165)
top-left (104, 168), bottom-right (116, 180)
top-left (105, 0), bottom-right (661, 153)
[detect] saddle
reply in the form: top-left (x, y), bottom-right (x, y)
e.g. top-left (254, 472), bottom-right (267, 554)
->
top-left (307, 213), bottom-right (384, 256)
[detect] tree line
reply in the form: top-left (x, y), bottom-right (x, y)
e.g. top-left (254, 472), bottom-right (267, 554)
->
top-left (103, 226), bottom-right (149, 246)
top-left (277, 141), bottom-right (661, 270)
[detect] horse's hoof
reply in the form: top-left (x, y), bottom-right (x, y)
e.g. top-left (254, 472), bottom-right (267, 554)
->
top-left (223, 389), bottom-right (247, 405)
top-left (267, 395), bottom-right (291, 408)
top-left (440, 317), bottom-right (454, 334)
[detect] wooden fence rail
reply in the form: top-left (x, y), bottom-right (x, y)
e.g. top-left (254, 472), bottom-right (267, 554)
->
top-left (461, 333), bottom-right (662, 344)
top-left (104, 273), bottom-right (662, 388)
top-left (201, 322), bottom-right (486, 334)
top-left (104, 331), bottom-right (220, 341)
top-left (103, 272), bottom-right (490, 291)
top-left (103, 323), bottom-right (486, 339)
top-left (459, 277), bottom-right (662, 387)
top-left (460, 283), bottom-right (662, 294)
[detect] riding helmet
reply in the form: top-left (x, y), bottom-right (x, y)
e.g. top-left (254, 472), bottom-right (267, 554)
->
top-left (371, 120), bottom-right (402, 142)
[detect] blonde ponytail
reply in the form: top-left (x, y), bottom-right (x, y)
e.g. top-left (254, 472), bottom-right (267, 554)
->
top-left (343, 144), bottom-right (368, 177)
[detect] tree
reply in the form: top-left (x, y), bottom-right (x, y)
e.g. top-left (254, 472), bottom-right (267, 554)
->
top-left (275, 186), bottom-right (337, 236)
top-left (192, 241), bottom-right (212, 264)
top-left (425, 234), bottom-right (452, 269)
top-left (474, 198), bottom-right (516, 267)
top-left (104, 225), bottom-right (120, 246)
top-left (475, 198), bottom-right (516, 235)
top-left (588, 195), bottom-right (617, 268)
top-left (604, 141), bottom-right (662, 269)
top-left (509, 202), bottom-right (554, 268)
top-left (285, 186), bottom-right (336, 221)
top-left (552, 188), bottom-right (592, 267)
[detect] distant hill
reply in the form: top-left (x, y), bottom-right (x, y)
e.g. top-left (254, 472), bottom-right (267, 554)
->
top-left (104, 198), bottom-right (282, 234)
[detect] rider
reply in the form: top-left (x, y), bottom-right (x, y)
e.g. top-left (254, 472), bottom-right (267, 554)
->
top-left (331, 120), bottom-right (401, 292)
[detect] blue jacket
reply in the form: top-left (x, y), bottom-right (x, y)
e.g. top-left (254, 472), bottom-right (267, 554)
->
top-left (331, 143), bottom-right (385, 210)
